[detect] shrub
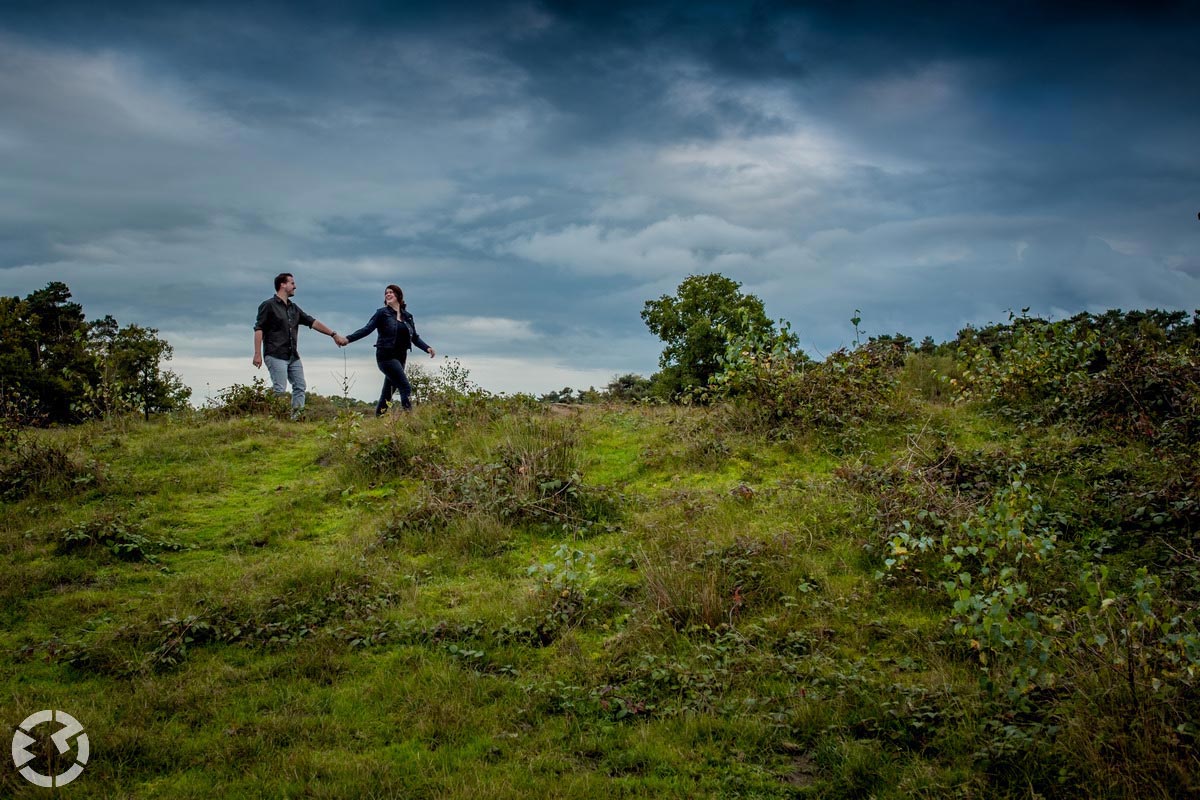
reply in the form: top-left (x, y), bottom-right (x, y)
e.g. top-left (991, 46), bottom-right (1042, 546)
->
top-left (954, 310), bottom-right (1200, 443)
top-left (883, 472), bottom-right (1069, 697)
top-left (936, 476), bottom-right (1068, 700)
top-left (885, 469), bottom-right (1200, 713)
top-left (408, 453), bottom-right (601, 529)
top-left (300, 392), bottom-right (372, 422)
top-left (408, 357), bottom-right (483, 404)
top-left (709, 328), bottom-right (903, 433)
top-left (374, 411), bottom-right (619, 546)
top-left (525, 544), bottom-right (599, 631)
top-left (1076, 565), bottom-right (1200, 700)
top-left (0, 437), bottom-right (100, 501)
top-left (638, 536), bottom-right (793, 630)
top-left (58, 514), bottom-right (188, 563)
top-left (0, 387), bottom-right (47, 446)
top-left (355, 427), bottom-right (428, 473)
top-left (955, 313), bottom-right (1100, 419)
top-left (204, 377), bottom-right (290, 419)
top-left (378, 503), bottom-right (454, 549)
top-left (1073, 339), bottom-right (1200, 444)
top-left (0, 388), bottom-right (90, 501)
top-left (898, 353), bottom-right (961, 403)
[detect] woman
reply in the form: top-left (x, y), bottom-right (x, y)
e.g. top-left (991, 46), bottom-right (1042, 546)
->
top-left (340, 284), bottom-right (436, 415)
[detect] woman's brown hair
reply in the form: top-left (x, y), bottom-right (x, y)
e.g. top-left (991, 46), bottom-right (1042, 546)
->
top-left (386, 284), bottom-right (405, 309)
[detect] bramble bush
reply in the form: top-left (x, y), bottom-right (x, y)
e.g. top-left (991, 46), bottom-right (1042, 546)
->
top-left (885, 468), bottom-right (1200, 730)
top-left (1073, 337), bottom-right (1200, 444)
top-left (637, 535), bottom-right (796, 631)
top-left (955, 310), bottom-right (1200, 444)
top-left (954, 312), bottom-right (1100, 420)
top-left (526, 544), bottom-right (599, 631)
top-left (1075, 565), bottom-right (1200, 699)
top-left (59, 514), bottom-right (188, 563)
top-left (0, 436), bottom-right (100, 501)
top-left (374, 409), bottom-right (620, 559)
top-left (884, 471), bottom-right (1069, 700)
top-left (706, 311), bottom-right (903, 432)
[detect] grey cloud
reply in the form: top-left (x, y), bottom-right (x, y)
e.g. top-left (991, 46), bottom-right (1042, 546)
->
top-left (2, 1), bottom-right (1198, 400)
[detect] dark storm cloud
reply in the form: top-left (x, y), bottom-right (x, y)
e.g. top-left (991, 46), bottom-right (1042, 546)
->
top-left (9, 1), bottom-right (1196, 150)
top-left (1, 0), bottom-right (1197, 397)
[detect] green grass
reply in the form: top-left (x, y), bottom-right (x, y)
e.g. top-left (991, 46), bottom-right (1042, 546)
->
top-left (2, 399), bottom-right (1196, 798)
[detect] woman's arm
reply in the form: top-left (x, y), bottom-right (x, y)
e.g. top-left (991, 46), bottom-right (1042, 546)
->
top-left (345, 308), bottom-right (383, 344)
top-left (407, 312), bottom-right (436, 357)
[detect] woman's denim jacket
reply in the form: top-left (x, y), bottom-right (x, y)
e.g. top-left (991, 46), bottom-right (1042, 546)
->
top-left (346, 307), bottom-right (431, 357)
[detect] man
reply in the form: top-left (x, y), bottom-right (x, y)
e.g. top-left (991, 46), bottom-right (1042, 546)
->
top-left (252, 273), bottom-right (343, 417)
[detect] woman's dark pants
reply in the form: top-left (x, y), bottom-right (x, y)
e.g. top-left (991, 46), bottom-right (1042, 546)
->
top-left (375, 354), bottom-right (411, 416)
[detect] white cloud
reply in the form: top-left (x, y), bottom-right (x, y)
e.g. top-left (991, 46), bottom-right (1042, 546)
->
top-left (452, 194), bottom-right (532, 224)
top-left (658, 130), bottom-right (850, 179)
top-left (285, 255), bottom-right (451, 286)
top-left (427, 315), bottom-right (538, 341)
top-left (440, 355), bottom-right (621, 396)
top-left (505, 214), bottom-right (786, 277)
top-left (1093, 235), bottom-right (1145, 258)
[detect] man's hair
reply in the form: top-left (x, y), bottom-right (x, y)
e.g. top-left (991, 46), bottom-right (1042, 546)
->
top-left (387, 284), bottom-right (405, 309)
top-left (274, 273), bottom-right (293, 291)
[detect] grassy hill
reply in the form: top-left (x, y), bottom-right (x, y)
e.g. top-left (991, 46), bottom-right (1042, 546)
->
top-left (2, 372), bottom-right (1197, 797)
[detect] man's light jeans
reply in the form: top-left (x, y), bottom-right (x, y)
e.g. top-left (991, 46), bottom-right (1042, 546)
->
top-left (263, 355), bottom-right (306, 412)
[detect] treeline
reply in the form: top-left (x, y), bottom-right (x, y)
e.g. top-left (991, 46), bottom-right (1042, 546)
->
top-left (549, 273), bottom-right (949, 404)
top-left (0, 282), bottom-right (190, 424)
top-left (547, 273), bottom-right (1200, 443)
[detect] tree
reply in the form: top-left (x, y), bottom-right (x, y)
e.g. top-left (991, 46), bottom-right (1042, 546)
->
top-left (0, 283), bottom-right (190, 423)
top-left (538, 387), bottom-right (579, 404)
top-left (641, 273), bottom-right (787, 397)
top-left (604, 373), bottom-right (654, 403)
top-left (0, 282), bottom-right (92, 420)
top-left (91, 320), bottom-right (191, 419)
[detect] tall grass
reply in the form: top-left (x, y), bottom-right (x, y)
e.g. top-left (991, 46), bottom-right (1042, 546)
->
top-left (2, 385), bottom-right (1197, 797)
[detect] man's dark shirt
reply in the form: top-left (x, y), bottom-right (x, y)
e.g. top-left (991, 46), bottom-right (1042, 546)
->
top-left (255, 296), bottom-right (316, 360)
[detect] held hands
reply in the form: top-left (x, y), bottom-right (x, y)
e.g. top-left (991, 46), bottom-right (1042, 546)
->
top-left (334, 334), bottom-right (349, 347)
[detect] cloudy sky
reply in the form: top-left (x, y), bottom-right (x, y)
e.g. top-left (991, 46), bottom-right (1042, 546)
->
top-left (1, 1), bottom-right (1197, 401)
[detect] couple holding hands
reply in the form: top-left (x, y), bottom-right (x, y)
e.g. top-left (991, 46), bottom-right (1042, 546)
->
top-left (253, 273), bottom-right (434, 417)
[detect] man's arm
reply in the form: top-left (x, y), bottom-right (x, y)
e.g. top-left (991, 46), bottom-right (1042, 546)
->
top-left (310, 319), bottom-right (343, 344)
top-left (296, 304), bottom-right (339, 343)
top-left (253, 300), bottom-right (270, 368)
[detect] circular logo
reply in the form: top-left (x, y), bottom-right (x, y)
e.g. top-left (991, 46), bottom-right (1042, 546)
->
top-left (11, 710), bottom-right (90, 788)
